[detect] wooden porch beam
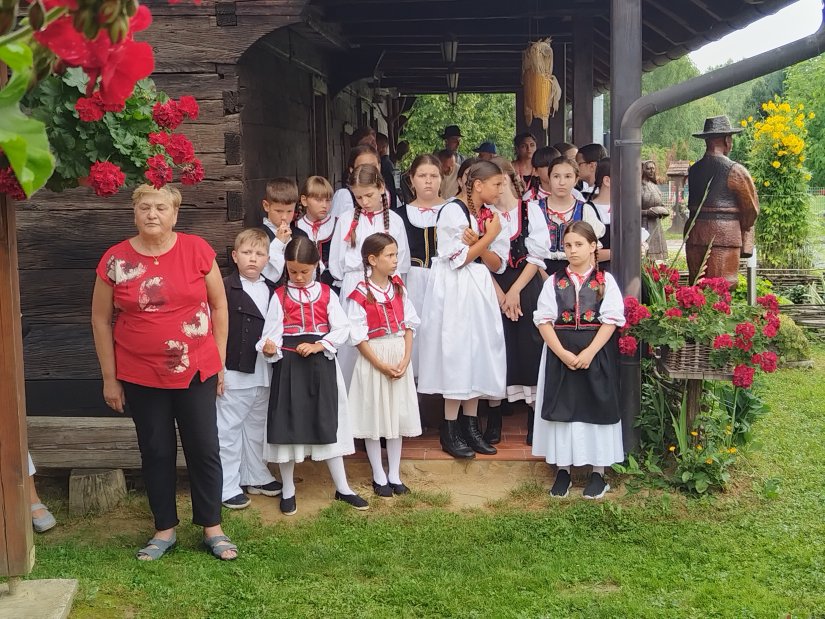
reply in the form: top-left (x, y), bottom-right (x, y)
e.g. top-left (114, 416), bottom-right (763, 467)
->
top-left (572, 13), bottom-right (594, 146)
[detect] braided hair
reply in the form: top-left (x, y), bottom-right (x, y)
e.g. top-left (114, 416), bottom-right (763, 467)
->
top-left (465, 160), bottom-right (504, 217)
top-left (280, 235), bottom-right (321, 287)
top-left (563, 221), bottom-right (604, 299)
top-left (360, 232), bottom-right (403, 303)
top-left (347, 164), bottom-right (387, 248)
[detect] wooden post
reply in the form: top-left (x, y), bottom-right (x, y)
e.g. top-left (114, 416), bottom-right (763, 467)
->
top-left (548, 42), bottom-right (567, 145)
top-left (685, 379), bottom-right (703, 432)
top-left (572, 14), bottom-right (594, 146)
top-left (69, 469), bottom-right (127, 517)
top-left (515, 87), bottom-right (548, 146)
top-left (0, 190), bottom-right (35, 578)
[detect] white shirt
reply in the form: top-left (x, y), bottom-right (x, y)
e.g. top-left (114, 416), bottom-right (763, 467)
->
top-left (223, 276), bottom-right (272, 390)
top-left (261, 218), bottom-right (286, 282)
top-left (295, 214), bottom-right (336, 274)
top-left (346, 279), bottom-right (421, 345)
top-left (435, 200), bottom-right (508, 274)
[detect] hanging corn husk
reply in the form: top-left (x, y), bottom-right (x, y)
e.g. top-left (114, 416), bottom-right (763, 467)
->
top-left (522, 38), bottom-right (562, 129)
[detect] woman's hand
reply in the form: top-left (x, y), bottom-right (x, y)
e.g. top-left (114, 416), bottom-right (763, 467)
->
top-left (103, 379), bottom-right (126, 413)
top-left (216, 370), bottom-right (225, 396)
top-left (503, 289), bottom-right (522, 321)
top-left (462, 227), bottom-right (479, 246)
top-left (296, 342), bottom-right (325, 357)
top-left (262, 339), bottom-right (278, 357)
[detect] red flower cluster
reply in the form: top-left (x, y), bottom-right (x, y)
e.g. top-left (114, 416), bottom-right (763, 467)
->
top-left (762, 313), bottom-right (780, 338)
top-left (675, 285), bottom-right (707, 309)
top-left (88, 161), bottom-right (125, 197)
top-left (618, 334), bottom-right (638, 356)
top-left (145, 154), bottom-right (173, 189)
top-left (713, 334), bottom-right (733, 349)
top-left (646, 263), bottom-right (681, 285)
top-left (149, 132), bottom-right (170, 147)
top-left (732, 364), bottom-right (756, 388)
top-left (712, 301), bottom-right (731, 314)
top-left (75, 91), bottom-right (125, 122)
top-left (624, 296), bottom-right (651, 326)
top-left (0, 167), bottom-right (27, 201)
top-left (735, 322), bottom-right (756, 340)
top-left (664, 307), bottom-right (683, 318)
top-left (757, 294), bottom-right (780, 314)
top-left (180, 159), bottom-right (205, 185)
top-left (152, 97), bottom-right (199, 131)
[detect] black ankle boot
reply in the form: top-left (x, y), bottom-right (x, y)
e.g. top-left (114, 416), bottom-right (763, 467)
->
top-left (526, 408), bottom-right (534, 446)
top-left (440, 420), bottom-right (475, 459)
top-left (460, 415), bottom-right (497, 455)
top-left (483, 405), bottom-right (502, 445)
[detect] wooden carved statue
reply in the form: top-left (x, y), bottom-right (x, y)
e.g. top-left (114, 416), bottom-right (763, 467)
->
top-left (641, 160), bottom-right (670, 261)
top-left (685, 116), bottom-right (759, 288)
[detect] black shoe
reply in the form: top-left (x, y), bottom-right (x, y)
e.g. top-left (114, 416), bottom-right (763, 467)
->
top-left (280, 495), bottom-right (297, 516)
top-left (483, 405), bottom-right (502, 445)
top-left (372, 481), bottom-right (393, 498)
top-left (222, 493), bottom-right (251, 510)
top-left (335, 491), bottom-right (370, 510)
top-left (246, 480), bottom-right (283, 497)
top-left (582, 473), bottom-right (610, 499)
top-left (389, 482), bottom-right (410, 495)
top-left (526, 408), bottom-right (534, 446)
top-left (549, 469), bottom-right (572, 498)
top-left (460, 415), bottom-right (497, 455)
top-left (440, 420), bottom-right (475, 459)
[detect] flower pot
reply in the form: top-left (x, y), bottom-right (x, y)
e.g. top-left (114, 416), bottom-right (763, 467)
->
top-left (659, 342), bottom-right (734, 381)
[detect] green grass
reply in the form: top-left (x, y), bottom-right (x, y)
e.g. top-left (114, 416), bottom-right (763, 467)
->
top-left (20, 348), bottom-right (825, 618)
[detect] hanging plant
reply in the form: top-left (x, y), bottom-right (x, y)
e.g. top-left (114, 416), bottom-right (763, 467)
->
top-left (21, 67), bottom-right (203, 196)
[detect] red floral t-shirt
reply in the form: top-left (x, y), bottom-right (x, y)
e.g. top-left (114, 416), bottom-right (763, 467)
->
top-left (95, 232), bottom-right (222, 389)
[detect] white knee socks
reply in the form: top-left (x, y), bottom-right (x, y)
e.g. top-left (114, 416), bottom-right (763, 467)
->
top-left (279, 461), bottom-right (296, 499)
top-left (365, 439), bottom-right (387, 485)
top-left (386, 438), bottom-right (403, 485)
top-left (326, 456), bottom-right (354, 495)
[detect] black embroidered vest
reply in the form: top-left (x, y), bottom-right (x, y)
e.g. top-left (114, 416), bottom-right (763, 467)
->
top-left (398, 203), bottom-right (437, 269)
top-left (507, 201), bottom-right (532, 269)
top-left (553, 269), bottom-right (603, 330)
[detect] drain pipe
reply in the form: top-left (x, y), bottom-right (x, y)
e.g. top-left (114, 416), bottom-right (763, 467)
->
top-left (614, 9), bottom-right (825, 450)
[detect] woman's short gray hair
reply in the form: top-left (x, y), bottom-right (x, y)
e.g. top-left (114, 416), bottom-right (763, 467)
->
top-left (132, 184), bottom-right (182, 209)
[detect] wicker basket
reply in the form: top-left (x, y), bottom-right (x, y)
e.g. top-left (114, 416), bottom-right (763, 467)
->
top-left (658, 342), bottom-right (734, 381)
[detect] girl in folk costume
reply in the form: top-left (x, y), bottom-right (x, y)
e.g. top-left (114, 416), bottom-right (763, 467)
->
top-left (329, 164), bottom-right (411, 382)
top-left (348, 233), bottom-right (421, 497)
top-left (527, 156), bottom-right (605, 274)
top-left (396, 154), bottom-right (445, 376)
top-left (330, 145), bottom-right (383, 219)
top-left (296, 176), bottom-right (337, 286)
top-left (418, 160), bottom-right (510, 459)
top-left (532, 222), bottom-right (625, 499)
top-left (486, 159), bottom-right (551, 446)
top-left (258, 237), bottom-right (368, 515)
top-left (512, 132), bottom-right (539, 191)
top-left (586, 158), bottom-right (613, 272)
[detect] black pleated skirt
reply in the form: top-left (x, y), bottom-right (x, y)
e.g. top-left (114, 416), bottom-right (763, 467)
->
top-left (267, 334), bottom-right (338, 445)
top-left (540, 329), bottom-right (621, 425)
top-left (493, 264), bottom-right (544, 388)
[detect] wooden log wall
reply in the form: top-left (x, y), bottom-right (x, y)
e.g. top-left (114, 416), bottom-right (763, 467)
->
top-left (19, 0), bottom-right (312, 417)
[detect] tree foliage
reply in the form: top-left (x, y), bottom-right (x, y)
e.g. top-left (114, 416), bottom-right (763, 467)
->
top-left (785, 56), bottom-right (825, 186)
top-left (401, 93), bottom-right (517, 161)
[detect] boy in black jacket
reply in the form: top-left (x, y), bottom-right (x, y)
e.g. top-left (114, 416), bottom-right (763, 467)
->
top-left (260, 177), bottom-right (308, 282)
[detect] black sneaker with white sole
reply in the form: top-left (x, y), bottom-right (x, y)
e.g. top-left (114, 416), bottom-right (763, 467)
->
top-left (549, 469), bottom-right (572, 498)
top-left (222, 493), bottom-right (251, 509)
top-left (582, 473), bottom-right (610, 499)
top-left (280, 495), bottom-right (297, 516)
top-left (247, 480), bottom-right (283, 497)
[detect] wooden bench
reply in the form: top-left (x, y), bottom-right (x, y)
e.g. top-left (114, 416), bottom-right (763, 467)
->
top-left (27, 417), bottom-right (185, 469)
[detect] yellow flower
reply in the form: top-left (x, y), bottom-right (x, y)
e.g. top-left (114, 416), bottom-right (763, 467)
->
top-left (797, 163), bottom-right (803, 169)
top-left (728, 447), bottom-right (737, 454)
top-left (764, 181), bottom-right (770, 187)
top-left (777, 150), bottom-right (787, 156)
top-left (668, 445), bottom-right (676, 452)
top-left (772, 160), bottom-right (781, 168)
top-left (696, 445), bottom-right (703, 452)
top-left (762, 103), bottom-right (769, 111)
top-left (800, 154), bottom-right (807, 162)
top-left (809, 112), bottom-right (816, 119)
top-left (805, 173), bottom-right (812, 181)
top-left (798, 103), bottom-right (804, 110)
top-left (705, 458), bottom-right (713, 465)
top-left (748, 116), bottom-right (753, 122)
top-left (690, 431), bottom-right (698, 436)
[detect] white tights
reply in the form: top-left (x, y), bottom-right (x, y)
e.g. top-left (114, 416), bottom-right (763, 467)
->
top-left (278, 456), bottom-right (354, 499)
top-left (364, 438), bottom-right (404, 485)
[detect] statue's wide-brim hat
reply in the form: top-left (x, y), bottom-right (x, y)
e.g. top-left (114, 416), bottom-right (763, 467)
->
top-left (692, 115), bottom-right (743, 138)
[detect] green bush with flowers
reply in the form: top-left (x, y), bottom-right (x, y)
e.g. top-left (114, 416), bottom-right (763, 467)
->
top-left (739, 97), bottom-right (814, 268)
top-left (615, 262), bottom-right (781, 494)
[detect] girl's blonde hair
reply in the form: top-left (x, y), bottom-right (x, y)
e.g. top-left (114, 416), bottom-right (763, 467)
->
top-left (132, 184), bottom-right (182, 209)
top-left (301, 176), bottom-right (333, 200)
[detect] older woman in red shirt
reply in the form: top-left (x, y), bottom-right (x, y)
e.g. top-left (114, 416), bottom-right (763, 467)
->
top-left (91, 184), bottom-right (235, 561)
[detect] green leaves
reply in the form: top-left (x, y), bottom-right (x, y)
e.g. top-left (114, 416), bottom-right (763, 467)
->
top-left (0, 41), bottom-right (54, 196)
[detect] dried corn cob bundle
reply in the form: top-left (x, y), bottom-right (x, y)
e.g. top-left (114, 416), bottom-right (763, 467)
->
top-left (522, 38), bottom-right (562, 129)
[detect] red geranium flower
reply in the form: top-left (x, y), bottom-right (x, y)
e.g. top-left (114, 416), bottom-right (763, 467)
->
top-left (760, 351), bottom-right (778, 373)
top-left (734, 337), bottom-right (753, 352)
top-left (177, 95), bottom-right (200, 120)
top-left (153, 101), bottom-right (185, 130)
top-left (88, 161), bottom-right (125, 197)
top-left (732, 364), bottom-right (755, 388)
top-left (180, 158), bottom-right (205, 185)
top-left (713, 334), bottom-right (733, 349)
top-left (145, 154), bottom-right (173, 188)
top-left (148, 132), bottom-right (170, 146)
top-left (75, 95), bottom-right (105, 122)
top-left (712, 301), bottom-right (731, 314)
top-left (757, 294), bottom-right (780, 313)
top-left (762, 321), bottom-right (779, 338)
top-left (618, 334), bottom-right (638, 356)
top-left (664, 307), bottom-right (683, 318)
top-left (664, 284), bottom-right (674, 297)
top-left (675, 286), bottom-right (707, 309)
top-left (735, 322), bottom-right (756, 340)
top-left (164, 134), bottom-right (195, 164)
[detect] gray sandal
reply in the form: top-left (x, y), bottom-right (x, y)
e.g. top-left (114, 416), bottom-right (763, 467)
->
top-left (203, 535), bottom-right (238, 561)
top-left (31, 503), bottom-right (56, 533)
top-left (136, 534), bottom-right (176, 561)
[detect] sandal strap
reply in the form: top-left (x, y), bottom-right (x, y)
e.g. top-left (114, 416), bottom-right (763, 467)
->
top-left (136, 535), bottom-right (176, 560)
top-left (31, 503), bottom-right (47, 512)
top-left (203, 535), bottom-right (238, 559)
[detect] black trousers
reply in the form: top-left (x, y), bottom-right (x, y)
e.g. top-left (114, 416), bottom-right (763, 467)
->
top-left (123, 374), bottom-right (222, 530)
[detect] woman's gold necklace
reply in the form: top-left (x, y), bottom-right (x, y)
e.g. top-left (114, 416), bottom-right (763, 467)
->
top-left (142, 236), bottom-right (171, 265)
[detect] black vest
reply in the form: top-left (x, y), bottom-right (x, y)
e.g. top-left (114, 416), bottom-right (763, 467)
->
top-left (398, 203), bottom-right (437, 269)
top-left (553, 268), bottom-right (603, 330)
top-left (506, 201), bottom-right (532, 269)
top-left (224, 271), bottom-right (277, 373)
